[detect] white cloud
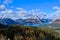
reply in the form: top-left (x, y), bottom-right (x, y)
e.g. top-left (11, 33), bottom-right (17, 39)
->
top-left (0, 0), bottom-right (50, 19)
top-left (48, 6), bottom-right (60, 19)
top-left (53, 10), bottom-right (60, 19)
top-left (0, 6), bottom-right (48, 19)
top-left (0, 4), bottom-right (6, 11)
top-left (3, 0), bottom-right (13, 5)
top-left (53, 6), bottom-right (60, 15)
top-left (44, 6), bottom-right (60, 20)
top-left (0, 6), bottom-right (47, 19)
top-left (0, 0), bottom-right (55, 20)
top-left (15, 8), bottom-right (32, 19)
top-left (31, 9), bottom-right (47, 19)
top-left (0, 9), bottom-right (14, 18)
top-left (0, 0), bottom-right (60, 20)
top-left (53, 6), bottom-right (60, 10)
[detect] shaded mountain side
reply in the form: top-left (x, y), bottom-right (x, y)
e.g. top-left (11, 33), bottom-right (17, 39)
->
top-left (40, 19), bottom-right (52, 24)
top-left (0, 24), bottom-right (60, 40)
top-left (0, 23), bottom-right (15, 29)
top-left (0, 18), bottom-right (19, 25)
top-left (15, 19), bottom-right (25, 25)
top-left (0, 23), bottom-right (10, 29)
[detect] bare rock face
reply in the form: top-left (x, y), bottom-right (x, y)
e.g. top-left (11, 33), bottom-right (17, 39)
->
top-left (51, 19), bottom-right (60, 24)
top-left (24, 16), bottom-right (41, 24)
top-left (25, 18), bottom-right (41, 23)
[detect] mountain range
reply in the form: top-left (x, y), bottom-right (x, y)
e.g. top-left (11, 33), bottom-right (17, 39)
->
top-left (0, 17), bottom-right (52, 26)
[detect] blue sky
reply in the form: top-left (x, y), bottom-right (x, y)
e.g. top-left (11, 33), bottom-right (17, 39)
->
top-left (0, 0), bottom-right (60, 13)
top-left (10, 0), bottom-right (60, 13)
top-left (0, 0), bottom-right (60, 19)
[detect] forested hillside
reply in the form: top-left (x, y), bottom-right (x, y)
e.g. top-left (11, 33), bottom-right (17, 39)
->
top-left (0, 24), bottom-right (60, 40)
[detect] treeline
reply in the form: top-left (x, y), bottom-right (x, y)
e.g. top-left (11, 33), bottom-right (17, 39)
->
top-left (0, 25), bottom-right (60, 40)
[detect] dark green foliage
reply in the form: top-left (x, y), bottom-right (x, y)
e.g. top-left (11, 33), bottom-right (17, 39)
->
top-left (0, 24), bottom-right (60, 40)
